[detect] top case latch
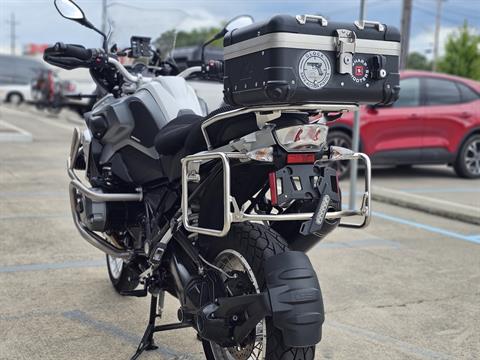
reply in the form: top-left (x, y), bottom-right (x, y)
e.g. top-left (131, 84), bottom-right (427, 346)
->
top-left (335, 29), bottom-right (357, 75)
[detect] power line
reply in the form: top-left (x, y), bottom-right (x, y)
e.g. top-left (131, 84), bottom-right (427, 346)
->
top-left (413, 4), bottom-right (479, 24)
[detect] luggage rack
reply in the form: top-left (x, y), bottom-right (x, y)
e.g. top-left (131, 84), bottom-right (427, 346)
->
top-left (201, 103), bottom-right (359, 150)
top-left (181, 147), bottom-right (371, 238)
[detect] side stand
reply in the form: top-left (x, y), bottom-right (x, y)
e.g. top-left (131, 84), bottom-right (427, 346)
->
top-left (130, 294), bottom-right (160, 360)
top-left (130, 290), bottom-right (191, 360)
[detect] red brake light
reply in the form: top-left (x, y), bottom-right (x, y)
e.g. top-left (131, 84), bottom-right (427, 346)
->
top-left (286, 153), bottom-right (316, 164)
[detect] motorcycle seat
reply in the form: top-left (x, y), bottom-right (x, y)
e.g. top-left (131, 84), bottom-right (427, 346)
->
top-left (154, 106), bottom-right (239, 156)
top-left (154, 113), bottom-right (205, 156)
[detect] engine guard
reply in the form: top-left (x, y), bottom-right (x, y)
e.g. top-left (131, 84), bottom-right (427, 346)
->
top-left (197, 251), bottom-right (324, 348)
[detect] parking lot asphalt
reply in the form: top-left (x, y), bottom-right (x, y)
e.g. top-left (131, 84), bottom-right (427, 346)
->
top-left (1, 106), bottom-right (479, 360)
top-left (371, 166), bottom-right (480, 209)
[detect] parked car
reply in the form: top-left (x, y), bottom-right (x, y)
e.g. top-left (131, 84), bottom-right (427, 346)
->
top-left (327, 71), bottom-right (480, 178)
top-left (0, 54), bottom-right (47, 104)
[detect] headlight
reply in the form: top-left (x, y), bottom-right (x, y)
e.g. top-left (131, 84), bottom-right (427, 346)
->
top-left (274, 124), bottom-right (328, 152)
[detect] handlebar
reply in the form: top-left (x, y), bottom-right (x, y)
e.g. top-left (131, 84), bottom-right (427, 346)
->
top-left (54, 43), bottom-right (92, 60)
top-left (44, 42), bottom-right (223, 92)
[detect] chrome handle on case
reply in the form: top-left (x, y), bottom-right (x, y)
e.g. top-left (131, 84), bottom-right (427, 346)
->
top-left (354, 20), bottom-right (385, 32)
top-left (296, 14), bottom-right (328, 27)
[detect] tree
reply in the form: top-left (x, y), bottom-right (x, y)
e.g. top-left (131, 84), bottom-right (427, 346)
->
top-left (437, 22), bottom-right (480, 80)
top-left (406, 52), bottom-right (432, 70)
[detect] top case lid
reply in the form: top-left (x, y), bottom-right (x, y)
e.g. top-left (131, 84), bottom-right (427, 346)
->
top-left (224, 14), bottom-right (400, 47)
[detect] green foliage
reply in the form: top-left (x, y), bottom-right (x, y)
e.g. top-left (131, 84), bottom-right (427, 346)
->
top-left (438, 22), bottom-right (480, 80)
top-left (406, 52), bottom-right (432, 70)
top-left (154, 27), bottom-right (224, 55)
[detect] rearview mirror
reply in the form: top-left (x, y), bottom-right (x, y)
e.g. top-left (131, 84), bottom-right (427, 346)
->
top-left (54, 0), bottom-right (109, 52)
top-left (54, 0), bottom-right (84, 21)
top-left (225, 15), bottom-right (254, 32)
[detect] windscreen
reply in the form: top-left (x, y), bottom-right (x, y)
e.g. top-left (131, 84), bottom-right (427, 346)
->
top-left (106, 4), bottom-right (187, 59)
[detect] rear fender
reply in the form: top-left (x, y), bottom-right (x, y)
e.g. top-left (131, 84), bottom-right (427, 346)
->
top-left (265, 251), bottom-right (324, 347)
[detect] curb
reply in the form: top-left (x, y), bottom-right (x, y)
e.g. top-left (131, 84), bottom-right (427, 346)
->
top-left (372, 186), bottom-right (480, 225)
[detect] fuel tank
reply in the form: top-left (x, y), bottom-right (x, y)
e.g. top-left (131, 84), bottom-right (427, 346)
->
top-left (87, 77), bottom-right (204, 185)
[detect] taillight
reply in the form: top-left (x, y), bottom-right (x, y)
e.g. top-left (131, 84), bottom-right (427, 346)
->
top-left (274, 124), bottom-right (328, 152)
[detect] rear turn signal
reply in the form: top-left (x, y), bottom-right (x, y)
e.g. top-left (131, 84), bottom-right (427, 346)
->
top-left (246, 147), bottom-right (274, 162)
top-left (286, 153), bottom-right (316, 164)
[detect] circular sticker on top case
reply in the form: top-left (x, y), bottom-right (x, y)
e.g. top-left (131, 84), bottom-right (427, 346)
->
top-left (298, 50), bottom-right (332, 90)
top-left (351, 58), bottom-right (370, 84)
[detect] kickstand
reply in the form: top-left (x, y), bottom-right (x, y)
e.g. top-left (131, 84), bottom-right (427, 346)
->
top-left (130, 294), bottom-right (160, 360)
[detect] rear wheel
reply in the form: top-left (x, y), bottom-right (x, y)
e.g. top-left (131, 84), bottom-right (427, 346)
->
top-left (106, 255), bottom-right (139, 294)
top-left (454, 135), bottom-right (480, 178)
top-left (202, 223), bottom-right (316, 360)
top-left (327, 130), bottom-right (352, 179)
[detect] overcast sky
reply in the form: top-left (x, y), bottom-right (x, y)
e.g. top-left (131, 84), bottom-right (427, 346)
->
top-left (1, 0), bottom-right (479, 58)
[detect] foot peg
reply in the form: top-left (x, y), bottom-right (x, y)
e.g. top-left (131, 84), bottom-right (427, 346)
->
top-left (120, 289), bottom-right (148, 297)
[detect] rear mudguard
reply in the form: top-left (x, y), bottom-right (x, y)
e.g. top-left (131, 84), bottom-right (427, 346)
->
top-left (265, 251), bottom-right (324, 347)
top-left (195, 251), bottom-right (324, 348)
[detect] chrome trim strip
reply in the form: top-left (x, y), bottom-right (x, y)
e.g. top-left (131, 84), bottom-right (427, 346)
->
top-left (224, 32), bottom-right (401, 60)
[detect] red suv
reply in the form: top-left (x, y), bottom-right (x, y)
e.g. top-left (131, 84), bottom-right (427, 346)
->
top-left (327, 71), bottom-right (480, 178)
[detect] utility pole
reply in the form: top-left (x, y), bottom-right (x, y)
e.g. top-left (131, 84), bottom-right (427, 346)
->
top-left (6, 12), bottom-right (19, 55)
top-left (101, 0), bottom-right (107, 36)
top-left (400, 0), bottom-right (412, 69)
top-left (432, 0), bottom-right (443, 71)
top-left (349, 0), bottom-right (366, 210)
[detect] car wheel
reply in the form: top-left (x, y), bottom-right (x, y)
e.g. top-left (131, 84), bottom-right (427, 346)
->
top-left (454, 135), bottom-right (480, 178)
top-left (327, 130), bottom-right (352, 179)
top-left (6, 93), bottom-right (23, 105)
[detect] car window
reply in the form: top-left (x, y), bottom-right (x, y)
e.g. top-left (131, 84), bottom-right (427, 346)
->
top-left (394, 77), bottom-right (420, 108)
top-left (424, 78), bottom-right (461, 105)
top-left (456, 82), bottom-right (479, 103)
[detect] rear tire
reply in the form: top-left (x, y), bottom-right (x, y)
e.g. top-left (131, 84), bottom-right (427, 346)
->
top-left (106, 255), bottom-right (139, 294)
top-left (203, 223), bottom-right (316, 360)
top-left (454, 135), bottom-right (480, 178)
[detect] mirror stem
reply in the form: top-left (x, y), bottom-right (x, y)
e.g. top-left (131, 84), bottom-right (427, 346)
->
top-left (83, 19), bottom-right (108, 52)
top-left (201, 29), bottom-right (227, 64)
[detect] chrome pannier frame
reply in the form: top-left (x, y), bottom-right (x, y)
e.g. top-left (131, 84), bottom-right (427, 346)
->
top-left (182, 104), bottom-right (371, 238)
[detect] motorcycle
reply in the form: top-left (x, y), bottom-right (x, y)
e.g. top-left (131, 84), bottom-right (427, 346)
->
top-left (45, 1), bottom-right (373, 359)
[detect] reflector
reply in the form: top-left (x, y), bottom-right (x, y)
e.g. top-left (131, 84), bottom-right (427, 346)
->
top-left (287, 153), bottom-right (316, 164)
